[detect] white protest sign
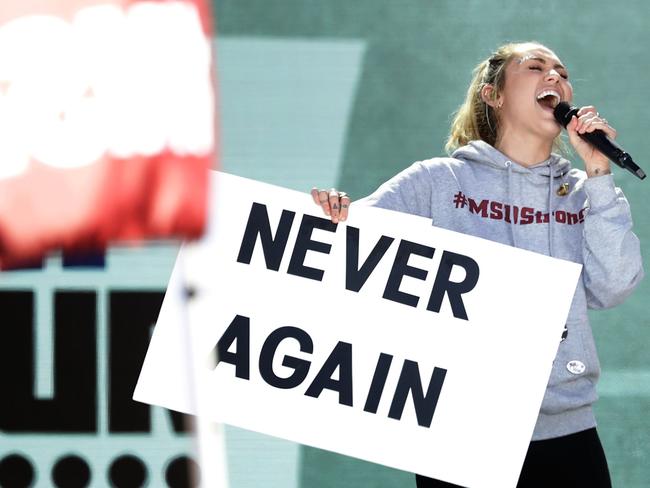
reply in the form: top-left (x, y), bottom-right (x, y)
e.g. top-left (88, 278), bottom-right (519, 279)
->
top-left (134, 171), bottom-right (582, 488)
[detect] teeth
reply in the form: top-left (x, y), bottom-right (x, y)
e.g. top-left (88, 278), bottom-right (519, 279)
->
top-left (536, 90), bottom-right (561, 107)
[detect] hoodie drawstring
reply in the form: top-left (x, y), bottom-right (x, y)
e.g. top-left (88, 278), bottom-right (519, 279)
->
top-left (506, 159), bottom-right (555, 254)
top-left (547, 161), bottom-right (554, 257)
top-left (505, 161), bottom-right (518, 248)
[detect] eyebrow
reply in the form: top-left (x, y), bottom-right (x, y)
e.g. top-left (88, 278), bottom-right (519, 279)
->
top-left (519, 55), bottom-right (567, 72)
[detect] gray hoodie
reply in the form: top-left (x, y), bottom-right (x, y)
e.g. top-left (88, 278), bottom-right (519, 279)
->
top-left (358, 140), bottom-right (644, 440)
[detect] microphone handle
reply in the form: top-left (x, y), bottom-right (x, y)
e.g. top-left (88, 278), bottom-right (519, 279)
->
top-left (579, 130), bottom-right (646, 179)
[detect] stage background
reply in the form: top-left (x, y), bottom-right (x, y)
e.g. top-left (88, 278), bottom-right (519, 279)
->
top-left (1, 0), bottom-right (648, 486)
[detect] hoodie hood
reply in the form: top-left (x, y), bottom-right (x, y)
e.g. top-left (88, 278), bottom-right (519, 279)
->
top-left (452, 140), bottom-right (571, 179)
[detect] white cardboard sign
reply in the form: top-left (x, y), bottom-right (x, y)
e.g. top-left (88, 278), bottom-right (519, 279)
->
top-left (134, 171), bottom-right (582, 488)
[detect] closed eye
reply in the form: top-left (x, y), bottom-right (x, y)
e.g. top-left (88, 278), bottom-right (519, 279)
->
top-left (530, 64), bottom-right (569, 80)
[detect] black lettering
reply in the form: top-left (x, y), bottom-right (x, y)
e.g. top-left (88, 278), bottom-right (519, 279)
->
top-left (345, 226), bottom-right (394, 292)
top-left (383, 240), bottom-right (435, 307)
top-left (363, 353), bottom-right (393, 414)
top-left (0, 291), bottom-right (96, 433)
top-left (109, 291), bottom-right (191, 433)
top-left (259, 326), bottom-right (313, 389)
top-left (211, 314), bottom-right (251, 379)
top-left (305, 341), bottom-right (353, 406)
top-left (287, 215), bottom-right (337, 281)
top-left (427, 251), bottom-right (480, 320)
top-left (388, 360), bottom-right (447, 428)
top-left (237, 202), bottom-right (295, 271)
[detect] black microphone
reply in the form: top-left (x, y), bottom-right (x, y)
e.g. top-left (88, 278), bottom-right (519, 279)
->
top-left (553, 101), bottom-right (645, 180)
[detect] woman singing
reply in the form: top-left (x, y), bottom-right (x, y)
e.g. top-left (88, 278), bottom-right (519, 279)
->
top-left (312, 41), bottom-right (643, 487)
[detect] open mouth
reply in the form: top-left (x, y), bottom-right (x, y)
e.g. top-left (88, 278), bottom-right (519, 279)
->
top-left (536, 90), bottom-right (561, 111)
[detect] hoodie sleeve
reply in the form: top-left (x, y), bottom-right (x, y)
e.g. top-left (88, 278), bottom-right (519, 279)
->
top-left (356, 161), bottom-right (434, 218)
top-left (581, 174), bottom-right (644, 309)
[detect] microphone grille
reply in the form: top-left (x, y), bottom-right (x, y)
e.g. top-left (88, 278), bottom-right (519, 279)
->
top-left (553, 101), bottom-right (578, 128)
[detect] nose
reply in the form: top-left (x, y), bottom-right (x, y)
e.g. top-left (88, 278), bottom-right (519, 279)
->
top-left (545, 69), bottom-right (561, 82)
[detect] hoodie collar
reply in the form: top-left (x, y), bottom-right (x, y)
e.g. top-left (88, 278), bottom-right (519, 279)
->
top-left (451, 140), bottom-right (571, 179)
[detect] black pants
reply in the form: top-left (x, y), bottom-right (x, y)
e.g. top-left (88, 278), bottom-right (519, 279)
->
top-left (415, 428), bottom-right (612, 488)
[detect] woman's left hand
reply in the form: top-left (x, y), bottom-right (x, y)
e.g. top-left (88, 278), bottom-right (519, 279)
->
top-left (310, 187), bottom-right (351, 224)
top-left (566, 106), bottom-right (617, 177)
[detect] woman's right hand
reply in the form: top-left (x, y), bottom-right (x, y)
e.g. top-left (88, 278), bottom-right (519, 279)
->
top-left (310, 188), bottom-right (351, 224)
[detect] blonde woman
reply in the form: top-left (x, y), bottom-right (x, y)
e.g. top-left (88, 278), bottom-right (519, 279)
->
top-left (313, 42), bottom-right (643, 487)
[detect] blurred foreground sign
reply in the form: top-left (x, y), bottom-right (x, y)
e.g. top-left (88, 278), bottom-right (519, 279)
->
top-left (135, 171), bottom-right (582, 488)
top-left (0, 0), bottom-right (215, 267)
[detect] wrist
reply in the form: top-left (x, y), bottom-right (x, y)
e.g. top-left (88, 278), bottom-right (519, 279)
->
top-left (586, 166), bottom-right (611, 178)
top-left (583, 171), bottom-right (618, 209)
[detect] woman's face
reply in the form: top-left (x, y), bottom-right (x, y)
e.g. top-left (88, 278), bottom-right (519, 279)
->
top-left (496, 46), bottom-right (574, 143)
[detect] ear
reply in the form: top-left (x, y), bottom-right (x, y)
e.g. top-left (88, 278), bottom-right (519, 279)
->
top-left (481, 84), bottom-right (502, 108)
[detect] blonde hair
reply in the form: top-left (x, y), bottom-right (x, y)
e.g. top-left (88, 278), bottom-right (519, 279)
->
top-left (445, 41), bottom-right (565, 154)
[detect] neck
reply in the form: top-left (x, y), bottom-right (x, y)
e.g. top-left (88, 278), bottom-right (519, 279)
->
top-left (494, 131), bottom-right (554, 167)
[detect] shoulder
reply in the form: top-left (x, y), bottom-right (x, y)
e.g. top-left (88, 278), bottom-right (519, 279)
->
top-left (417, 156), bottom-right (472, 177)
top-left (419, 156), bottom-right (469, 170)
top-left (373, 153), bottom-right (477, 195)
top-left (381, 157), bottom-right (465, 186)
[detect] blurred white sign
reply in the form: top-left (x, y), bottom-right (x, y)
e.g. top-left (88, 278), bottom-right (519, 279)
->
top-left (135, 171), bottom-right (582, 488)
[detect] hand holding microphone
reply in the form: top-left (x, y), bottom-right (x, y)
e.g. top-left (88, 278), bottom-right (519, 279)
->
top-left (554, 102), bottom-right (645, 180)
